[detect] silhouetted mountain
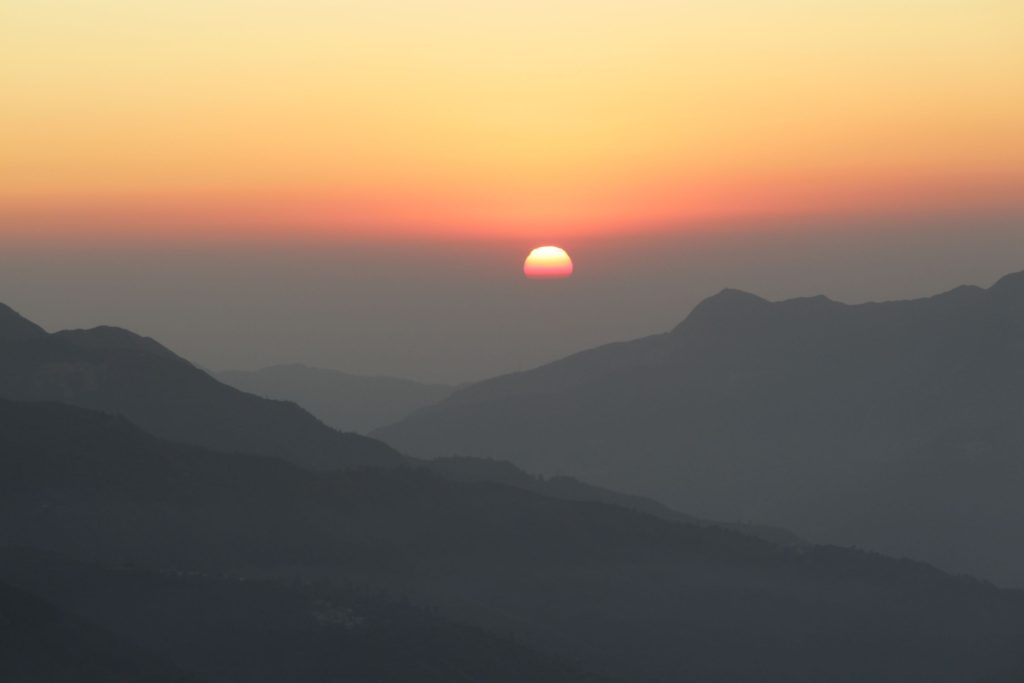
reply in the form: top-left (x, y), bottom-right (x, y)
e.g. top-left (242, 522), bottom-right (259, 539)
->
top-left (0, 304), bottom-right (799, 544)
top-left (0, 548), bottom-right (611, 683)
top-left (217, 364), bottom-right (453, 433)
top-left (376, 270), bottom-right (1024, 585)
top-left (4, 399), bottom-right (1024, 682)
top-left (427, 456), bottom-right (802, 546)
top-left (0, 306), bottom-right (404, 470)
top-left (0, 302), bottom-right (47, 342)
top-left (0, 577), bottom-right (196, 683)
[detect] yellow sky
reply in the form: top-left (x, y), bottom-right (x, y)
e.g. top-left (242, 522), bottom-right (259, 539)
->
top-left (2, 0), bottom-right (1023, 240)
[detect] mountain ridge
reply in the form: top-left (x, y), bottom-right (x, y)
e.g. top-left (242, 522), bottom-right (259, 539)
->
top-left (0, 302), bottom-right (47, 341)
top-left (4, 398), bottom-right (1024, 682)
top-left (375, 269), bottom-right (1024, 585)
top-left (217, 363), bottom-right (454, 433)
top-left (0, 310), bottom-right (406, 471)
top-left (0, 303), bottom-right (800, 544)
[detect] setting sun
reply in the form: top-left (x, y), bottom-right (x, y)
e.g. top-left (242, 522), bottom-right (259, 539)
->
top-left (523, 246), bottom-right (574, 279)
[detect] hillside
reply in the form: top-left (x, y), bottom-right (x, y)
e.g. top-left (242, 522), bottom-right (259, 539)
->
top-left (0, 301), bottom-right (795, 544)
top-left (376, 270), bottom-right (1024, 585)
top-left (217, 363), bottom-right (453, 433)
top-left (0, 577), bottom-right (197, 683)
top-left (0, 308), bottom-right (405, 470)
top-left (0, 548), bottom-right (611, 683)
top-left (3, 399), bottom-right (1024, 682)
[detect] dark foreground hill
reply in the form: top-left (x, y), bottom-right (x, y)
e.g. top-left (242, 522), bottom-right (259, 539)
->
top-left (0, 577), bottom-right (197, 683)
top-left (0, 548), bottom-right (610, 683)
top-left (3, 400), bottom-right (1024, 682)
top-left (217, 363), bottom-right (454, 433)
top-left (376, 270), bottom-right (1024, 585)
top-left (0, 303), bottom-right (404, 470)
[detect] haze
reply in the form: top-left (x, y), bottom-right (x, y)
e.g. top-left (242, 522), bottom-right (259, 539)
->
top-left (0, 214), bottom-right (1020, 383)
top-left (4, 0), bottom-right (1023, 381)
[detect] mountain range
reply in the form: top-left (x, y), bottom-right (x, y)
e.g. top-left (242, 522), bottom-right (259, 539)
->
top-left (0, 302), bottom-right (403, 471)
top-left (5, 271), bottom-right (1024, 680)
top-left (3, 399), bottom-right (1024, 682)
top-left (217, 363), bottom-right (454, 433)
top-left (0, 300), bottom-right (792, 543)
top-left (376, 270), bottom-right (1024, 585)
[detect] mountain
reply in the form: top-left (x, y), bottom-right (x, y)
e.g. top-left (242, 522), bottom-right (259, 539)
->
top-left (376, 270), bottom-right (1024, 585)
top-left (0, 577), bottom-right (197, 683)
top-left (426, 455), bottom-right (802, 546)
top-left (0, 302), bottom-right (796, 542)
top-left (0, 302), bottom-right (47, 342)
top-left (3, 399), bottom-right (1024, 682)
top-left (0, 306), bottom-right (405, 470)
top-left (217, 364), bottom-right (453, 433)
top-left (0, 548), bottom-right (612, 683)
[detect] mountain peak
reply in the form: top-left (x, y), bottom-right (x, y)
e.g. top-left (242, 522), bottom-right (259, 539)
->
top-left (52, 325), bottom-right (182, 361)
top-left (990, 269), bottom-right (1024, 296)
top-left (671, 288), bottom-right (769, 334)
top-left (0, 303), bottom-right (47, 342)
top-left (712, 287), bottom-right (767, 302)
top-left (694, 288), bottom-right (771, 315)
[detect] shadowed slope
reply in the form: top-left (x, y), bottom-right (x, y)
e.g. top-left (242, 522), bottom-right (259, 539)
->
top-left (217, 363), bottom-right (453, 433)
top-left (3, 399), bottom-right (1024, 682)
top-left (0, 578), bottom-right (197, 683)
top-left (426, 455), bottom-right (802, 545)
top-left (0, 548), bottom-right (613, 683)
top-left (376, 270), bottom-right (1024, 584)
top-left (0, 309), bottom-right (405, 470)
top-left (0, 302), bottom-right (47, 342)
top-left (0, 302), bottom-right (801, 543)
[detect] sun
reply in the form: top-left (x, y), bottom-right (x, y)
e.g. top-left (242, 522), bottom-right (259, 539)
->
top-left (523, 246), bottom-right (573, 279)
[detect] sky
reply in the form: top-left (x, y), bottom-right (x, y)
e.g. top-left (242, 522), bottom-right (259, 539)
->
top-left (1, 0), bottom-right (1023, 381)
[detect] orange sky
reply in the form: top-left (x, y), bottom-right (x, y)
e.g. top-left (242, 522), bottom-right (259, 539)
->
top-left (2, 0), bottom-right (1023, 243)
